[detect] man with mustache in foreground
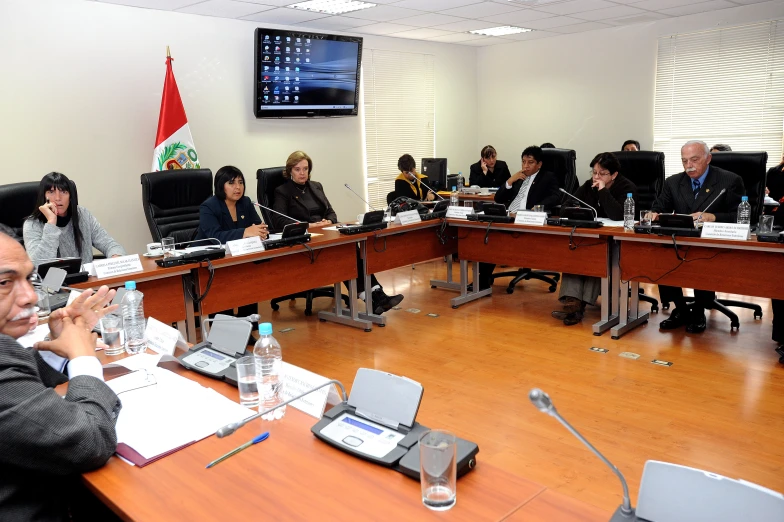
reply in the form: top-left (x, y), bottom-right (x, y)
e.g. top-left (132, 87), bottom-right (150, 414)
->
top-left (650, 140), bottom-right (746, 334)
top-left (0, 225), bottom-right (122, 520)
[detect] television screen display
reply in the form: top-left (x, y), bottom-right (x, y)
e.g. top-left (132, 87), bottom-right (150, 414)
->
top-left (254, 28), bottom-right (362, 118)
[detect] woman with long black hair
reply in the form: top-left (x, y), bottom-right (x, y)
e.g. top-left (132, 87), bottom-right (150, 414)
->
top-left (23, 172), bottom-right (125, 265)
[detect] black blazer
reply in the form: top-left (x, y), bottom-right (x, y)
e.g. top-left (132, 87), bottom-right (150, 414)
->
top-left (651, 166), bottom-right (745, 223)
top-left (272, 179), bottom-right (338, 232)
top-left (469, 160), bottom-right (511, 188)
top-left (393, 175), bottom-right (431, 201)
top-left (494, 170), bottom-right (561, 211)
top-left (573, 175), bottom-right (637, 221)
top-left (196, 195), bottom-right (262, 244)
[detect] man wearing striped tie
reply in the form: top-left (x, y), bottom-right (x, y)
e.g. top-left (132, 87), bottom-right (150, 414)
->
top-left (476, 145), bottom-right (561, 291)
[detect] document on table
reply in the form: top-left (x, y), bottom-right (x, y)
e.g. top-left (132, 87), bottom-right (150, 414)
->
top-left (106, 367), bottom-right (255, 462)
top-left (598, 218), bottom-right (625, 227)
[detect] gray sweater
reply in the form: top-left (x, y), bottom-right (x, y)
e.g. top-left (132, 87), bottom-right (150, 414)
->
top-left (23, 206), bottom-right (126, 266)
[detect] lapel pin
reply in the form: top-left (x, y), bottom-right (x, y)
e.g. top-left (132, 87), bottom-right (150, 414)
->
top-left (706, 189), bottom-right (710, 193)
top-left (241, 215), bottom-right (245, 219)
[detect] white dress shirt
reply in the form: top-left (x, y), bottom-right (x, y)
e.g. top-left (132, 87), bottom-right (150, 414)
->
top-left (507, 171), bottom-right (539, 212)
top-left (67, 356), bottom-right (105, 381)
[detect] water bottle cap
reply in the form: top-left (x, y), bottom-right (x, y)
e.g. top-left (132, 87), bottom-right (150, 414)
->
top-left (124, 281), bottom-right (136, 290)
top-left (627, 193), bottom-right (633, 198)
top-left (452, 186), bottom-right (456, 191)
top-left (258, 322), bottom-right (273, 335)
top-left (458, 172), bottom-right (462, 175)
top-left (742, 196), bottom-right (748, 201)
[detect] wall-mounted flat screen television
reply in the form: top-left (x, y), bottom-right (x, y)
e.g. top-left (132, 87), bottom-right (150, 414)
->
top-left (254, 28), bottom-right (363, 118)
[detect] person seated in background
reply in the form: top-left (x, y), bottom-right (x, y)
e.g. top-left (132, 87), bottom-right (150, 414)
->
top-left (23, 172), bottom-right (125, 266)
top-left (0, 224), bottom-right (121, 520)
top-left (475, 145), bottom-right (561, 291)
top-left (469, 145), bottom-right (511, 189)
top-left (393, 154), bottom-right (435, 201)
top-left (621, 140), bottom-right (640, 152)
top-left (651, 140), bottom-right (745, 334)
top-left (766, 155), bottom-right (784, 362)
top-left (710, 144), bottom-right (732, 152)
top-left (196, 165), bottom-right (268, 243)
top-left (552, 153), bottom-right (637, 325)
top-left (274, 151), bottom-right (403, 314)
top-left (540, 142), bottom-right (555, 148)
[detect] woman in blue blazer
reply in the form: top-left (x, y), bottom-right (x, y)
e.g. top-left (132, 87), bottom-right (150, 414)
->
top-left (196, 166), bottom-right (268, 243)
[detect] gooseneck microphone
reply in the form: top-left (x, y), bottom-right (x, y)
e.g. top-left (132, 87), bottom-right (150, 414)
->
top-left (344, 183), bottom-right (378, 211)
top-left (699, 187), bottom-right (727, 215)
top-left (415, 178), bottom-right (445, 200)
top-left (559, 188), bottom-right (599, 221)
top-left (529, 389), bottom-right (636, 521)
top-left (216, 379), bottom-right (348, 438)
top-left (253, 202), bottom-right (301, 224)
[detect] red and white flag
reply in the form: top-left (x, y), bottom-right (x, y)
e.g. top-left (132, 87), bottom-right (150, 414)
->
top-left (152, 49), bottom-right (200, 171)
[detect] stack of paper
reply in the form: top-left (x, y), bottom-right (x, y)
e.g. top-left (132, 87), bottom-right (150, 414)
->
top-left (106, 362), bottom-right (255, 466)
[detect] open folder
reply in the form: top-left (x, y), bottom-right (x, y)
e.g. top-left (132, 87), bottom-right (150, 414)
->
top-left (105, 359), bottom-right (255, 467)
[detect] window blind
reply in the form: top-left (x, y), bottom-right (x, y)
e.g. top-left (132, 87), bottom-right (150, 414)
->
top-left (363, 49), bottom-right (435, 209)
top-left (654, 20), bottom-right (784, 176)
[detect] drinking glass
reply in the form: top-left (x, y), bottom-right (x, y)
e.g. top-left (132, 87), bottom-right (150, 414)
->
top-left (162, 237), bottom-right (176, 258)
top-left (758, 214), bottom-right (775, 234)
top-left (639, 210), bottom-right (652, 226)
top-left (101, 314), bottom-right (124, 356)
top-left (236, 355), bottom-right (260, 407)
top-left (35, 289), bottom-right (50, 319)
top-left (420, 430), bottom-right (457, 511)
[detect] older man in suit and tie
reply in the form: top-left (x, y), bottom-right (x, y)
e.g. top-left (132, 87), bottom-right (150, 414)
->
top-left (0, 225), bottom-right (121, 520)
top-left (475, 145), bottom-right (561, 290)
top-left (651, 140), bottom-right (746, 334)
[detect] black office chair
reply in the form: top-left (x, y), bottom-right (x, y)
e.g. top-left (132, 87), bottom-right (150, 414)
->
top-left (614, 150), bottom-right (667, 312)
top-left (140, 169), bottom-right (213, 243)
top-left (256, 167), bottom-right (349, 316)
top-left (0, 181), bottom-right (39, 245)
top-left (668, 151), bottom-right (768, 329)
top-left (490, 148), bottom-right (577, 293)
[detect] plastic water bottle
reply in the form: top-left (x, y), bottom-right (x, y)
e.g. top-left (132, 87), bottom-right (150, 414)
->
top-left (457, 173), bottom-right (464, 192)
top-left (121, 281), bottom-right (147, 354)
top-left (737, 196), bottom-right (751, 225)
top-left (450, 186), bottom-right (459, 206)
top-left (623, 193), bottom-right (635, 231)
top-left (253, 323), bottom-right (285, 420)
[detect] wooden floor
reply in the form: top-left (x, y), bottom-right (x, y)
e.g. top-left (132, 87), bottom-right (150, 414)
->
top-left (248, 260), bottom-right (784, 514)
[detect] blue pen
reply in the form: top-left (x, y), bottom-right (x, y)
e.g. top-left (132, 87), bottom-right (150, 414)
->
top-left (206, 432), bottom-right (270, 469)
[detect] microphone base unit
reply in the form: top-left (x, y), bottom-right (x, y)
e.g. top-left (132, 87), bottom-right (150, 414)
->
top-left (756, 231), bottom-right (784, 243)
top-left (155, 248), bottom-right (226, 267)
top-left (609, 505), bottom-right (638, 521)
top-left (338, 222), bottom-right (388, 235)
top-left (633, 225), bottom-right (702, 238)
top-left (466, 214), bottom-right (515, 224)
top-left (420, 210), bottom-right (447, 221)
top-left (547, 217), bottom-right (604, 229)
top-left (262, 234), bottom-right (311, 250)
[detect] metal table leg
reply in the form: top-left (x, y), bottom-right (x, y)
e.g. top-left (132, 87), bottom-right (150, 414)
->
top-left (450, 260), bottom-right (491, 308)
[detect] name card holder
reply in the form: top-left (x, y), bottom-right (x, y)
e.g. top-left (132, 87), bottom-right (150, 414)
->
top-left (226, 236), bottom-right (265, 256)
top-left (514, 211), bottom-right (548, 226)
top-left (395, 210), bottom-right (422, 225)
top-left (280, 362), bottom-right (331, 418)
top-left (93, 254), bottom-right (144, 279)
top-left (144, 317), bottom-right (187, 356)
top-left (700, 222), bottom-right (750, 241)
top-left (445, 206), bottom-right (474, 219)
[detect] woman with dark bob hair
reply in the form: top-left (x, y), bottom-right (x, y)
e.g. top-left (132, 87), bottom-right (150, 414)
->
top-left (196, 165), bottom-right (268, 243)
top-left (24, 172), bottom-right (125, 265)
top-left (273, 151), bottom-right (403, 314)
top-left (392, 154), bottom-right (435, 201)
top-left (468, 145), bottom-right (511, 188)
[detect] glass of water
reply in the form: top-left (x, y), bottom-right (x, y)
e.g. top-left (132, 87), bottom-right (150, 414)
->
top-left (532, 204), bottom-right (545, 213)
top-left (759, 214), bottom-right (775, 234)
top-left (236, 355), bottom-right (259, 407)
top-left (161, 236), bottom-right (176, 258)
top-left (35, 289), bottom-right (50, 319)
top-left (419, 429), bottom-right (457, 511)
top-left (100, 314), bottom-right (124, 356)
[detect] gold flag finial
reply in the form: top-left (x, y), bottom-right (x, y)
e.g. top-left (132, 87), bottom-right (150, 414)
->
top-left (166, 46), bottom-right (171, 58)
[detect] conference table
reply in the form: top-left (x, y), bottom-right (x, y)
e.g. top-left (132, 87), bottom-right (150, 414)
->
top-left (80, 354), bottom-right (609, 521)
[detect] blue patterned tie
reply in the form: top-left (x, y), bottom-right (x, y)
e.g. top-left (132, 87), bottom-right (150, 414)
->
top-left (692, 179), bottom-right (701, 199)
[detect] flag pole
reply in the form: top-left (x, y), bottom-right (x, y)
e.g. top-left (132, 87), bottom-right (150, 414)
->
top-left (166, 46), bottom-right (171, 58)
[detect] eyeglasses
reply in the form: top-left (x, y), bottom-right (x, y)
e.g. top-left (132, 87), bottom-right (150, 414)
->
top-left (591, 169), bottom-right (612, 178)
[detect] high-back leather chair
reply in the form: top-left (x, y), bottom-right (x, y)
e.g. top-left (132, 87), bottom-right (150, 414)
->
top-left (0, 181), bottom-right (39, 244)
top-left (255, 167), bottom-right (349, 316)
top-left (140, 169), bottom-right (213, 243)
top-left (613, 151), bottom-right (665, 211)
top-left (256, 167), bottom-right (286, 232)
top-left (709, 151), bottom-right (768, 225)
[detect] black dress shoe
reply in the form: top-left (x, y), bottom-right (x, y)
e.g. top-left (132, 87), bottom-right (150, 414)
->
top-left (384, 293), bottom-right (404, 311)
top-left (370, 289), bottom-right (390, 315)
top-left (659, 308), bottom-right (689, 330)
top-left (686, 313), bottom-right (707, 334)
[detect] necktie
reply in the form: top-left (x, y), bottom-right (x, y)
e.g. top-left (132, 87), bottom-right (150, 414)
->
top-left (692, 179), bottom-right (701, 199)
top-left (509, 176), bottom-right (533, 212)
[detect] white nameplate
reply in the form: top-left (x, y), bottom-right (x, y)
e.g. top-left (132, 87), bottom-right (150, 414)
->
top-left (93, 254), bottom-right (144, 279)
top-left (66, 290), bottom-right (82, 307)
top-left (81, 262), bottom-right (97, 277)
top-left (515, 211), bottom-right (548, 226)
top-left (280, 362), bottom-right (331, 419)
top-left (700, 222), bottom-right (750, 241)
top-left (226, 236), bottom-right (265, 256)
top-left (144, 317), bottom-right (187, 356)
top-left (446, 206), bottom-right (474, 219)
top-left (395, 210), bottom-right (422, 225)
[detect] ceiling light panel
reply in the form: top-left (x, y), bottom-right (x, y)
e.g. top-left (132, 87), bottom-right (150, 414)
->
top-left (470, 25), bottom-right (533, 36)
top-left (288, 0), bottom-right (377, 15)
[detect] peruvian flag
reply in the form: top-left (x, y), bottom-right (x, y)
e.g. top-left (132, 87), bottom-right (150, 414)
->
top-left (152, 49), bottom-right (200, 171)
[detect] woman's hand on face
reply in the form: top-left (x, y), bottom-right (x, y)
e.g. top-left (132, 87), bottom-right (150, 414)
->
top-left (481, 159), bottom-right (488, 175)
top-left (40, 201), bottom-right (57, 225)
top-left (426, 191), bottom-right (435, 201)
top-left (592, 179), bottom-right (606, 191)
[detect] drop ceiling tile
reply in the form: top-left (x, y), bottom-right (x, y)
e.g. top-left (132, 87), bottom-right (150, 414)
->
top-left (481, 9), bottom-right (555, 24)
top-left (392, 12), bottom-right (467, 28)
top-left (352, 22), bottom-right (418, 35)
top-left (232, 0), bottom-right (292, 5)
top-left (571, 4), bottom-right (647, 21)
top-left (240, 7), bottom-right (329, 23)
top-left (427, 32), bottom-right (489, 43)
top-left (433, 19), bottom-right (501, 32)
top-left (94, 0), bottom-right (201, 8)
top-left (523, 15), bottom-right (584, 29)
top-left (657, 0), bottom-right (737, 17)
top-left (629, 0), bottom-right (696, 10)
top-left (297, 15), bottom-right (374, 29)
top-left (500, 28), bottom-right (558, 39)
top-left (341, 5), bottom-right (425, 21)
top-left (439, 1), bottom-right (524, 18)
top-left (391, 0), bottom-right (481, 11)
top-left (390, 27), bottom-right (454, 39)
top-left (536, 0), bottom-right (617, 15)
top-left (177, 0), bottom-right (271, 18)
top-left (605, 11), bottom-right (670, 25)
top-left (551, 20), bottom-right (610, 32)
top-left (456, 37), bottom-right (499, 46)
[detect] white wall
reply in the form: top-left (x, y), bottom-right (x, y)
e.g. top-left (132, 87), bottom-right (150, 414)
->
top-left (477, 1), bottom-right (784, 182)
top-left (0, 0), bottom-right (477, 254)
